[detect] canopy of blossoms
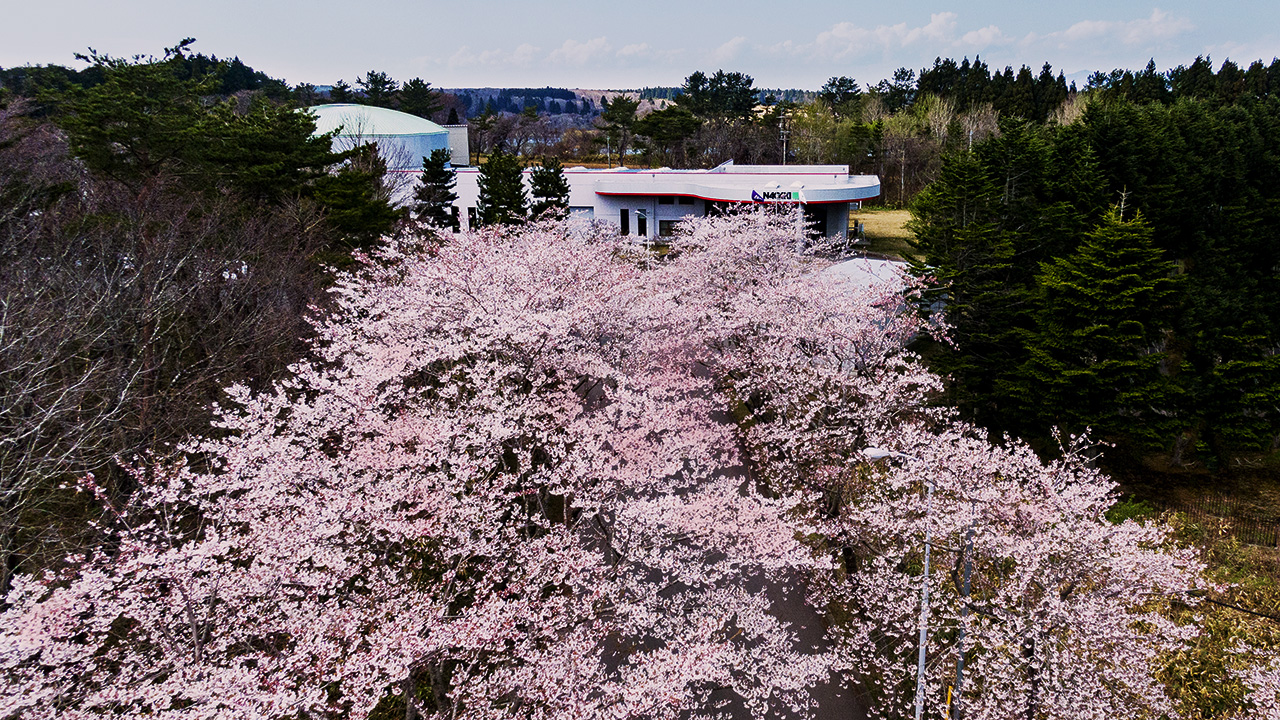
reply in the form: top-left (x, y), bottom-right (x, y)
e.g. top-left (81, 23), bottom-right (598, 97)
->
top-left (3, 211), bottom-right (1265, 720)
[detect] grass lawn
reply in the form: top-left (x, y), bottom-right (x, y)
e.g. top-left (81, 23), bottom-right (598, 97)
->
top-left (852, 207), bottom-right (916, 261)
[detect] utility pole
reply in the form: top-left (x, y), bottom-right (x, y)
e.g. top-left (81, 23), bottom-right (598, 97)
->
top-left (952, 508), bottom-right (974, 720)
top-left (863, 448), bottom-right (932, 720)
top-left (915, 472), bottom-right (933, 720)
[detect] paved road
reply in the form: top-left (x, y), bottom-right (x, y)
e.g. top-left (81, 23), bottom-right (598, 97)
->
top-left (705, 400), bottom-right (865, 720)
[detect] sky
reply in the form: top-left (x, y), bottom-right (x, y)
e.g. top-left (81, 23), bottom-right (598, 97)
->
top-left (4, 1), bottom-right (1278, 90)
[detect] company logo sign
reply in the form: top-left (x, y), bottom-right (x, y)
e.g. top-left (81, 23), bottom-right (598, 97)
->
top-left (751, 190), bottom-right (800, 202)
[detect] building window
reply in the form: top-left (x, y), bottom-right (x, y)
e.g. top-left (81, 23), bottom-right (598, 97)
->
top-left (658, 220), bottom-right (677, 237)
top-left (677, 196), bottom-right (694, 205)
top-left (636, 210), bottom-right (647, 237)
top-left (803, 205), bottom-right (828, 238)
top-left (620, 209), bottom-right (630, 235)
top-left (658, 195), bottom-right (675, 205)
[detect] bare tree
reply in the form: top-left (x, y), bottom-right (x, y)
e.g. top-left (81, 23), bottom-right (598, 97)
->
top-left (878, 113), bottom-right (943, 207)
top-left (1050, 93), bottom-right (1088, 126)
top-left (960, 102), bottom-right (1001, 147)
top-left (791, 104), bottom-right (839, 164)
top-left (916, 93), bottom-right (956, 142)
top-left (328, 112), bottom-right (419, 201)
top-left (861, 95), bottom-right (888, 123)
top-left (0, 107), bottom-right (323, 592)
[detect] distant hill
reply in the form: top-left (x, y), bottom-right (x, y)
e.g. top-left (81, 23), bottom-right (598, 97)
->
top-left (440, 85), bottom-right (817, 120)
top-left (640, 86), bottom-right (816, 104)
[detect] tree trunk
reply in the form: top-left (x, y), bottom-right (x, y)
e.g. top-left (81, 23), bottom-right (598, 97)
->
top-left (1023, 635), bottom-right (1039, 720)
top-left (403, 675), bottom-right (417, 720)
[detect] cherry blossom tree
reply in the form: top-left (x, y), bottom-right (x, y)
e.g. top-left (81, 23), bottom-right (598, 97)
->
top-left (1, 216), bottom-right (832, 719)
top-left (821, 425), bottom-right (1206, 720)
top-left (671, 218), bottom-right (1214, 720)
top-left (0, 209), bottom-right (1231, 720)
top-left (719, 298), bottom-right (1211, 719)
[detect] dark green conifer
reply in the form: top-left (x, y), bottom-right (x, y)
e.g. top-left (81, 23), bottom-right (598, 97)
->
top-left (528, 157), bottom-right (570, 220)
top-left (329, 79), bottom-right (352, 102)
top-left (1012, 208), bottom-right (1182, 447)
top-left (356, 70), bottom-right (398, 107)
top-left (413, 149), bottom-right (458, 231)
top-left (400, 78), bottom-right (443, 118)
top-left (476, 149), bottom-right (527, 226)
top-left (310, 144), bottom-right (403, 251)
top-left (908, 151), bottom-right (1024, 429)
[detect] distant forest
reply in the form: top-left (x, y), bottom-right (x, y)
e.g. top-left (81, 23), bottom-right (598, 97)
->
top-left (5, 49), bottom-right (1278, 128)
top-left (4, 43), bottom-right (1278, 471)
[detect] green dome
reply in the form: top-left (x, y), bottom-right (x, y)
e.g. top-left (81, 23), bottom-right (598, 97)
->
top-left (306, 104), bottom-right (450, 170)
top-left (309, 104), bottom-right (449, 137)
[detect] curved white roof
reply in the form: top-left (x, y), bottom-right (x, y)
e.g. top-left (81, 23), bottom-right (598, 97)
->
top-left (581, 165), bottom-right (880, 204)
top-left (592, 175), bottom-right (881, 204)
top-left (308, 104), bottom-right (448, 138)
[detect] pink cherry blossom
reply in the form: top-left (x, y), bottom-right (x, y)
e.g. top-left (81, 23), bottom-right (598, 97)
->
top-left (0, 211), bottom-right (1230, 720)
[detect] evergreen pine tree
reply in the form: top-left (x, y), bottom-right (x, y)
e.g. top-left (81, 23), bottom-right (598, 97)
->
top-left (329, 79), bottom-right (352, 103)
top-left (413, 149), bottom-right (458, 231)
top-left (400, 78), bottom-right (443, 118)
top-left (476, 150), bottom-right (527, 226)
top-left (310, 144), bottom-right (404, 252)
top-left (356, 70), bottom-right (398, 108)
top-left (529, 157), bottom-right (570, 219)
top-left (908, 151), bottom-right (1024, 430)
top-left (1131, 59), bottom-right (1170, 104)
top-left (1000, 66), bottom-right (1038, 121)
top-left (1012, 208), bottom-right (1182, 448)
top-left (1169, 56), bottom-right (1217, 100)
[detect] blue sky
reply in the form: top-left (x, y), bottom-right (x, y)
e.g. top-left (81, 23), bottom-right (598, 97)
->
top-left (5, 1), bottom-right (1278, 89)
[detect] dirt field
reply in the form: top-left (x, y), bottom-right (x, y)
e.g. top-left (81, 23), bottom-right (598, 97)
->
top-left (852, 208), bottom-right (915, 261)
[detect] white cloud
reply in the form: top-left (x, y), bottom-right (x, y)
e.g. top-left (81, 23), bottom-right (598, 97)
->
top-left (902, 12), bottom-right (958, 45)
top-left (804, 12), bottom-right (960, 60)
top-left (958, 25), bottom-right (1011, 49)
top-left (1034, 9), bottom-right (1194, 49)
top-left (712, 36), bottom-right (747, 62)
top-left (511, 43), bottom-right (540, 66)
top-left (549, 37), bottom-right (612, 65)
top-left (617, 43), bottom-right (650, 58)
top-left (447, 46), bottom-right (477, 69)
top-left (447, 43), bottom-right (541, 69)
top-left (811, 22), bottom-right (873, 59)
top-left (1205, 38), bottom-right (1280, 64)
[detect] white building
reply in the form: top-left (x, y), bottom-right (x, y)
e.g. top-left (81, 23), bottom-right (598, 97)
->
top-left (449, 162), bottom-right (880, 241)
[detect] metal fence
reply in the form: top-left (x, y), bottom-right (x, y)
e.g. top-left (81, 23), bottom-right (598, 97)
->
top-left (1156, 495), bottom-right (1280, 548)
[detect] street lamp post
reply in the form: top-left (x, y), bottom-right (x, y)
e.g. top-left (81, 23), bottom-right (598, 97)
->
top-left (953, 508), bottom-right (974, 720)
top-left (863, 448), bottom-right (930, 720)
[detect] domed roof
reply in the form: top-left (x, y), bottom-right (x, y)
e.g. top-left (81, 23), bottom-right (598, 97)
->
top-left (307, 104), bottom-right (448, 137)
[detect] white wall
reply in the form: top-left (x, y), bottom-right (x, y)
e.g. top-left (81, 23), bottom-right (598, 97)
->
top-left (451, 166), bottom-right (869, 238)
top-left (443, 126), bottom-right (470, 166)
